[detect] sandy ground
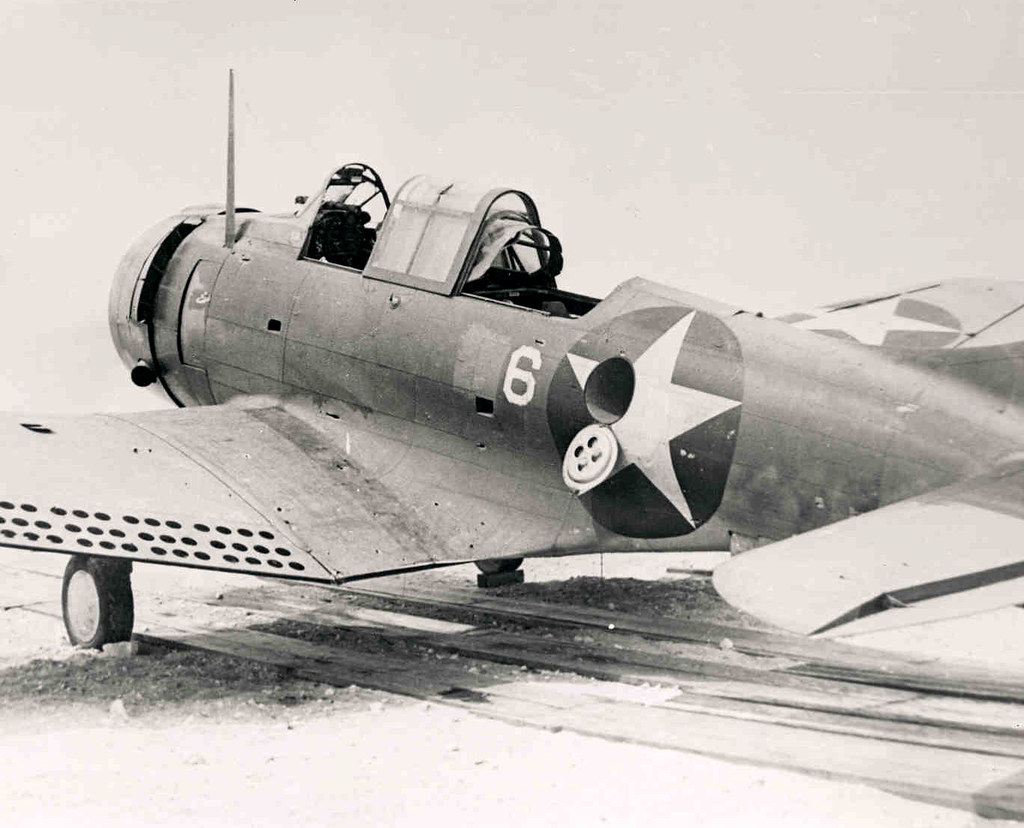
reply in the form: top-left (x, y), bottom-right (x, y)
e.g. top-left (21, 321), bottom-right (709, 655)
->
top-left (0, 549), bottom-right (1018, 827)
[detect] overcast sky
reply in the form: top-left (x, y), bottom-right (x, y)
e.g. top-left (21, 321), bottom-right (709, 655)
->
top-left (2, 1), bottom-right (1023, 413)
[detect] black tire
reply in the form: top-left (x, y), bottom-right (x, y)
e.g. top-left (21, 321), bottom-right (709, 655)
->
top-left (61, 556), bottom-right (134, 649)
top-left (474, 557), bottom-right (524, 576)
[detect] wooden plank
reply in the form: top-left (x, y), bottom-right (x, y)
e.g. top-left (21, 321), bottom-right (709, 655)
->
top-left (657, 691), bottom-right (1024, 759)
top-left (671, 678), bottom-right (909, 712)
top-left (788, 662), bottom-right (1024, 705)
top-left (671, 680), bottom-right (1024, 737)
top-left (875, 696), bottom-right (1024, 734)
top-left (216, 591), bottom-right (477, 635)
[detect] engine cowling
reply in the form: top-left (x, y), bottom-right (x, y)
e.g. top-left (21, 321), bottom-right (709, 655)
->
top-left (108, 212), bottom-right (223, 407)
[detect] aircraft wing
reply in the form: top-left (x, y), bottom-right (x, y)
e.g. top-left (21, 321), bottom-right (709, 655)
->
top-left (713, 461), bottom-right (1024, 637)
top-left (0, 401), bottom-right (447, 583)
top-left (777, 278), bottom-right (1024, 349)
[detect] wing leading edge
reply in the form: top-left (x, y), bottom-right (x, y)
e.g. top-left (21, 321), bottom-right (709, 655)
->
top-left (713, 460), bottom-right (1024, 637)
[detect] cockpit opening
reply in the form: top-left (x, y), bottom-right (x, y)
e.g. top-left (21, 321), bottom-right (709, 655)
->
top-left (302, 163), bottom-right (389, 271)
top-left (459, 206), bottom-right (596, 318)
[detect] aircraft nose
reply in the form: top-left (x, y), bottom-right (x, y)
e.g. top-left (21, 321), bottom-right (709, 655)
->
top-left (108, 215), bottom-right (200, 388)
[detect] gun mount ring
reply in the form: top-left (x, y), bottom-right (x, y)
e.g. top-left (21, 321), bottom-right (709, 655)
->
top-left (562, 424), bottom-right (619, 495)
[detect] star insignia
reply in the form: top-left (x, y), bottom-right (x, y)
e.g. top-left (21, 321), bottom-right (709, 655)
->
top-left (567, 312), bottom-right (741, 526)
top-left (793, 297), bottom-right (960, 346)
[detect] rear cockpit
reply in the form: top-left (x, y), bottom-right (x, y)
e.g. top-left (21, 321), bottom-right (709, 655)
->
top-left (460, 207), bottom-right (592, 317)
top-left (361, 175), bottom-right (598, 317)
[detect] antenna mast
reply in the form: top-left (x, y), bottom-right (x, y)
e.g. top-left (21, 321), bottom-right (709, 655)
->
top-left (225, 69), bottom-right (236, 249)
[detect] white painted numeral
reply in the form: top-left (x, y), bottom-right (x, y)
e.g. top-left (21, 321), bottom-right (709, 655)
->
top-left (502, 346), bottom-right (542, 406)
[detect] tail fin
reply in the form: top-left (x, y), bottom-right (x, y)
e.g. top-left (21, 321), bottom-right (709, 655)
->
top-left (902, 281), bottom-right (1024, 405)
top-left (922, 334), bottom-right (1024, 407)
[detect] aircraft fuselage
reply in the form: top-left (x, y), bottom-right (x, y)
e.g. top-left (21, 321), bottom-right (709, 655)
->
top-left (108, 193), bottom-right (1024, 565)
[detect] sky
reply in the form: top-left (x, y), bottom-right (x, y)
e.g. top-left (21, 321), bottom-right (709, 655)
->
top-left (2, 0), bottom-right (1024, 412)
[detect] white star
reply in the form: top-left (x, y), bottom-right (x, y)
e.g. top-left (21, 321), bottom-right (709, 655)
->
top-left (792, 298), bottom-right (959, 346)
top-left (568, 312), bottom-right (741, 526)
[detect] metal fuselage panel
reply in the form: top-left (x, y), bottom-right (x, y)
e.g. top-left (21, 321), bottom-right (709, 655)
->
top-left (720, 314), bottom-right (1024, 542)
top-left (110, 214), bottom-right (1024, 561)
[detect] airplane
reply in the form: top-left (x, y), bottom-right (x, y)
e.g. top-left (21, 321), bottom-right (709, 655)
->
top-left (9, 72), bottom-right (1024, 650)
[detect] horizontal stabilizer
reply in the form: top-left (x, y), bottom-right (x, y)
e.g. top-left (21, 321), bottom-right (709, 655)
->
top-left (713, 462), bottom-right (1024, 636)
top-left (779, 278), bottom-right (1024, 350)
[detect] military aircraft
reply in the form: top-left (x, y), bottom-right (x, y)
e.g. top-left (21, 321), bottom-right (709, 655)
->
top-left (8, 74), bottom-right (1024, 649)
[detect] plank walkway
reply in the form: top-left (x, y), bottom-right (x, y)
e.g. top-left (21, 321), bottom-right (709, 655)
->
top-left (345, 580), bottom-right (1024, 702)
top-left (136, 611), bottom-right (1024, 819)
top-left (2, 562), bottom-right (1024, 820)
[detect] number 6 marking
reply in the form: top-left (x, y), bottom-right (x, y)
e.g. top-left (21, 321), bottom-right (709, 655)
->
top-left (503, 345), bottom-right (542, 406)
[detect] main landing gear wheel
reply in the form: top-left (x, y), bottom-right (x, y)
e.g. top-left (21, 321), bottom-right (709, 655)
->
top-left (475, 557), bottom-right (524, 588)
top-left (61, 555), bottom-right (135, 649)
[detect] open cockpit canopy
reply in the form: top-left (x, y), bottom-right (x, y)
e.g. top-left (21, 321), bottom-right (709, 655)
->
top-left (364, 176), bottom-right (597, 316)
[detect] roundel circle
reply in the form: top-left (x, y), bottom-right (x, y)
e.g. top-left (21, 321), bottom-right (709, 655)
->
top-left (547, 305), bottom-right (744, 539)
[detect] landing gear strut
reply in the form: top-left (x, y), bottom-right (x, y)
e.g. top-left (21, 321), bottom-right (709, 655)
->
top-left (61, 555), bottom-right (135, 648)
top-left (474, 557), bottom-right (524, 589)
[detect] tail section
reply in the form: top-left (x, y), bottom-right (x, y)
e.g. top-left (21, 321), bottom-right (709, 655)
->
top-left (779, 278), bottom-right (1024, 405)
top-left (779, 278), bottom-right (1024, 351)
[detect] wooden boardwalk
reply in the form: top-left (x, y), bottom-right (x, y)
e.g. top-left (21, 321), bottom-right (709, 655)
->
top-left (3, 563), bottom-right (1024, 820)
